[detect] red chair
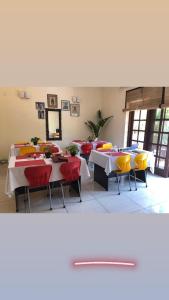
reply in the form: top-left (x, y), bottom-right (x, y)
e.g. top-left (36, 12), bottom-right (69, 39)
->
top-left (81, 143), bottom-right (93, 163)
top-left (24, 165), bottom-right (52, 213)
top-left (81, 143), bottom-right (93, 155)
top-left (59, 157), bottom-right (82, 208)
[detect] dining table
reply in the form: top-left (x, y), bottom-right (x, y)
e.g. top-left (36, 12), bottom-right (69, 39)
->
top-left (71, 140), bottom-right (111, 154)
top-left (89, 149), bottom-right (155, 191)
top-left (10, 143), bottom-right (61, 157)
top-left (5, 155), bottom-right (90, 211)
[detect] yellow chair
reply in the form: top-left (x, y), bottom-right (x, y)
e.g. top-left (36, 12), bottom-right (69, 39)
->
top-left (39, 145), bottom-right (50, 153)
top-left (133, 153), bottom-right (148, 190)
top-left (19, 146), bottom-right (36, 156)
top-left (114, 154), bottom-right (132, 195)
top-left (102, 143), bottom-right (113, 150)
top-left (97, 143), bottom-right (113, 151)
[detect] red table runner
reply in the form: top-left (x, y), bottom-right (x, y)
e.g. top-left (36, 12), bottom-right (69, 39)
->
top-left (106, 152), bottom-right (128, 157)
top-left (14, 144), bottom-right (29, 148)
top-left (97, 149), bottom-right (113, 152)
top-left (15, 160), bottom-right (46, 167)
top-left (16, 153), bottom-right (42, 160)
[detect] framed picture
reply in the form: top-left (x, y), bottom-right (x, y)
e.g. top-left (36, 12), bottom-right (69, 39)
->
top-left (72, 96), bottom-right (77, 103)
top-left (72, 96), bottom-right (80, 103)
top-left (38, 110), bottom-right (45, 119)
top-left (70, 104), bottom-right (80, 117)
top-left (61, 100), bottom-right (70, 111)
top-left (35, 102), bottom-right (45, 110)
top-left (47, 94), bottom-right (58, 108)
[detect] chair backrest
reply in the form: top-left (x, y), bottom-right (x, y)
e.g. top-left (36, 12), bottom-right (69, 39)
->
top-left (134, 153), bottom-right (148, 170)
top-left (81, 143), bottom-right (93, 155)
top-left (19, 146), bottom-right (36, 156)
top-left (40, 145), bottom-right (59, 154)
top-left (116, 154), bottom-right (131, 173)
top-left (24, 165), bottom-right (52, 188)
top-left (39, 145), bottom-right (48, 153)
top-left (60, 157), bottom-right (81, 182)
top-left (102, 143), bottom-right (113, 150)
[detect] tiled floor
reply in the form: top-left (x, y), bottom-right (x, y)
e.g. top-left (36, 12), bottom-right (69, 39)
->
top-left (0, 163), bottom-right (169, 213)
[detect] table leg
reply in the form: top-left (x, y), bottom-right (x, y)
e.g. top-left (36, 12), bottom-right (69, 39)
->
top-left (15, 191), bottom-right (19, 212)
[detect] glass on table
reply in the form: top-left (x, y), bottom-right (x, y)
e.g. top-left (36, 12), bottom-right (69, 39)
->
top-left (113, 145), bottom-right (118, 152)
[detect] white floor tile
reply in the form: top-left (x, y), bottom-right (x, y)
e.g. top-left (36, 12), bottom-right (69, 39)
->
top-left (66, 199), bottom-right (107, 213)
top-left (1, 163), bottom-right (169, 213)
top-left (97, 194), bottom-right (142, 213)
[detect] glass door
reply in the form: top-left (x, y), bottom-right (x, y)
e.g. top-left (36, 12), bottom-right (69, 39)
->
top-left (127, 108), bottom-right (169, 177)
top-left (130, 110), bottom-right (147, 149)
top-left (150, 108), bottom-right (169, 177)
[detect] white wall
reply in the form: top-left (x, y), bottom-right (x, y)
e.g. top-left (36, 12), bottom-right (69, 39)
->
top-left (101, 87), bottom-right (129, 147)
top-left (0, 87), bottom-right (103, 158)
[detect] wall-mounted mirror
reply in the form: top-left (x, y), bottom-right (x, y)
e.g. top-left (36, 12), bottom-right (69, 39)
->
top-left (45, 109), bottom-right (62, 140)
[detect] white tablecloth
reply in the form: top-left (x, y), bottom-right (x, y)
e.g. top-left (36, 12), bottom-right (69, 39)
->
top-left (5, 156), bottom-right (90, 197)
top-left (10, 143), bottom-right (61, 157)
top-left (89, 150), bottom-right (155, 176)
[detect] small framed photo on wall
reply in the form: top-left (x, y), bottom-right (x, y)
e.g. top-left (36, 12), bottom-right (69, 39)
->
top-left (47, 94), bottom-right (58, 108)
top-left (72, 96), bottom-right (77, 103)
top-left (38, 110), bottom-right (45, 119)
top-left (72, 96), bottom-right (80, 103)
top-left (70, 104), bottom-right (80, 117)
top-left (35, 102), bottom-right (45, 110)
top-left (61, 100), bottom-right (70, 111)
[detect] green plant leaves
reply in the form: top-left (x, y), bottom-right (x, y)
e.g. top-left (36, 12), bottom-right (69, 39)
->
top-left (85, 110), bottom-right (113, 138)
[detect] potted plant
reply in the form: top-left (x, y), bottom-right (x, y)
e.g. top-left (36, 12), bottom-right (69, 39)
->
top-left (31, 137), bottom-right (40, 146)
top-left (85, 110), bottom-right (113, 141)
top-left (87, 136), bottom-right (93, 143)
top-left (66, 144), bottom-right (79, 156)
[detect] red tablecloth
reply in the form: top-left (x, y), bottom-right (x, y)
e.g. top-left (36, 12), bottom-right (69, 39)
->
top-left (15, 160), bottom-right (46, 167)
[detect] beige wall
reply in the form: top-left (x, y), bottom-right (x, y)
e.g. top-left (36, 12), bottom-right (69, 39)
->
top-left (0, 86), bottom-right (130, 158)
top-left (101, 87), bottom-right (128, 147)
top-left (0, 87), bottom-right (103, 158)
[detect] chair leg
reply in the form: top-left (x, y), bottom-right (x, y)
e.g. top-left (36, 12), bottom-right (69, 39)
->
top-left (77, 179), bottom-right (82, 202)
top-left (134, 170), bottom-right (137, 191)
top-left (27, 188), bottom-right (31, 213)
top-left (60, 183), bottom-right (65, 208)
top-left (48, 184), bottom-right (53, 210)
top-left (145, 170), bottom-right (148, 188)
top-left (116, 174), bottom-right (120, 195)
top-left (24, 187), bottom-right (28, 213)
top-left (128, 173), bottom-right (132, 191)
